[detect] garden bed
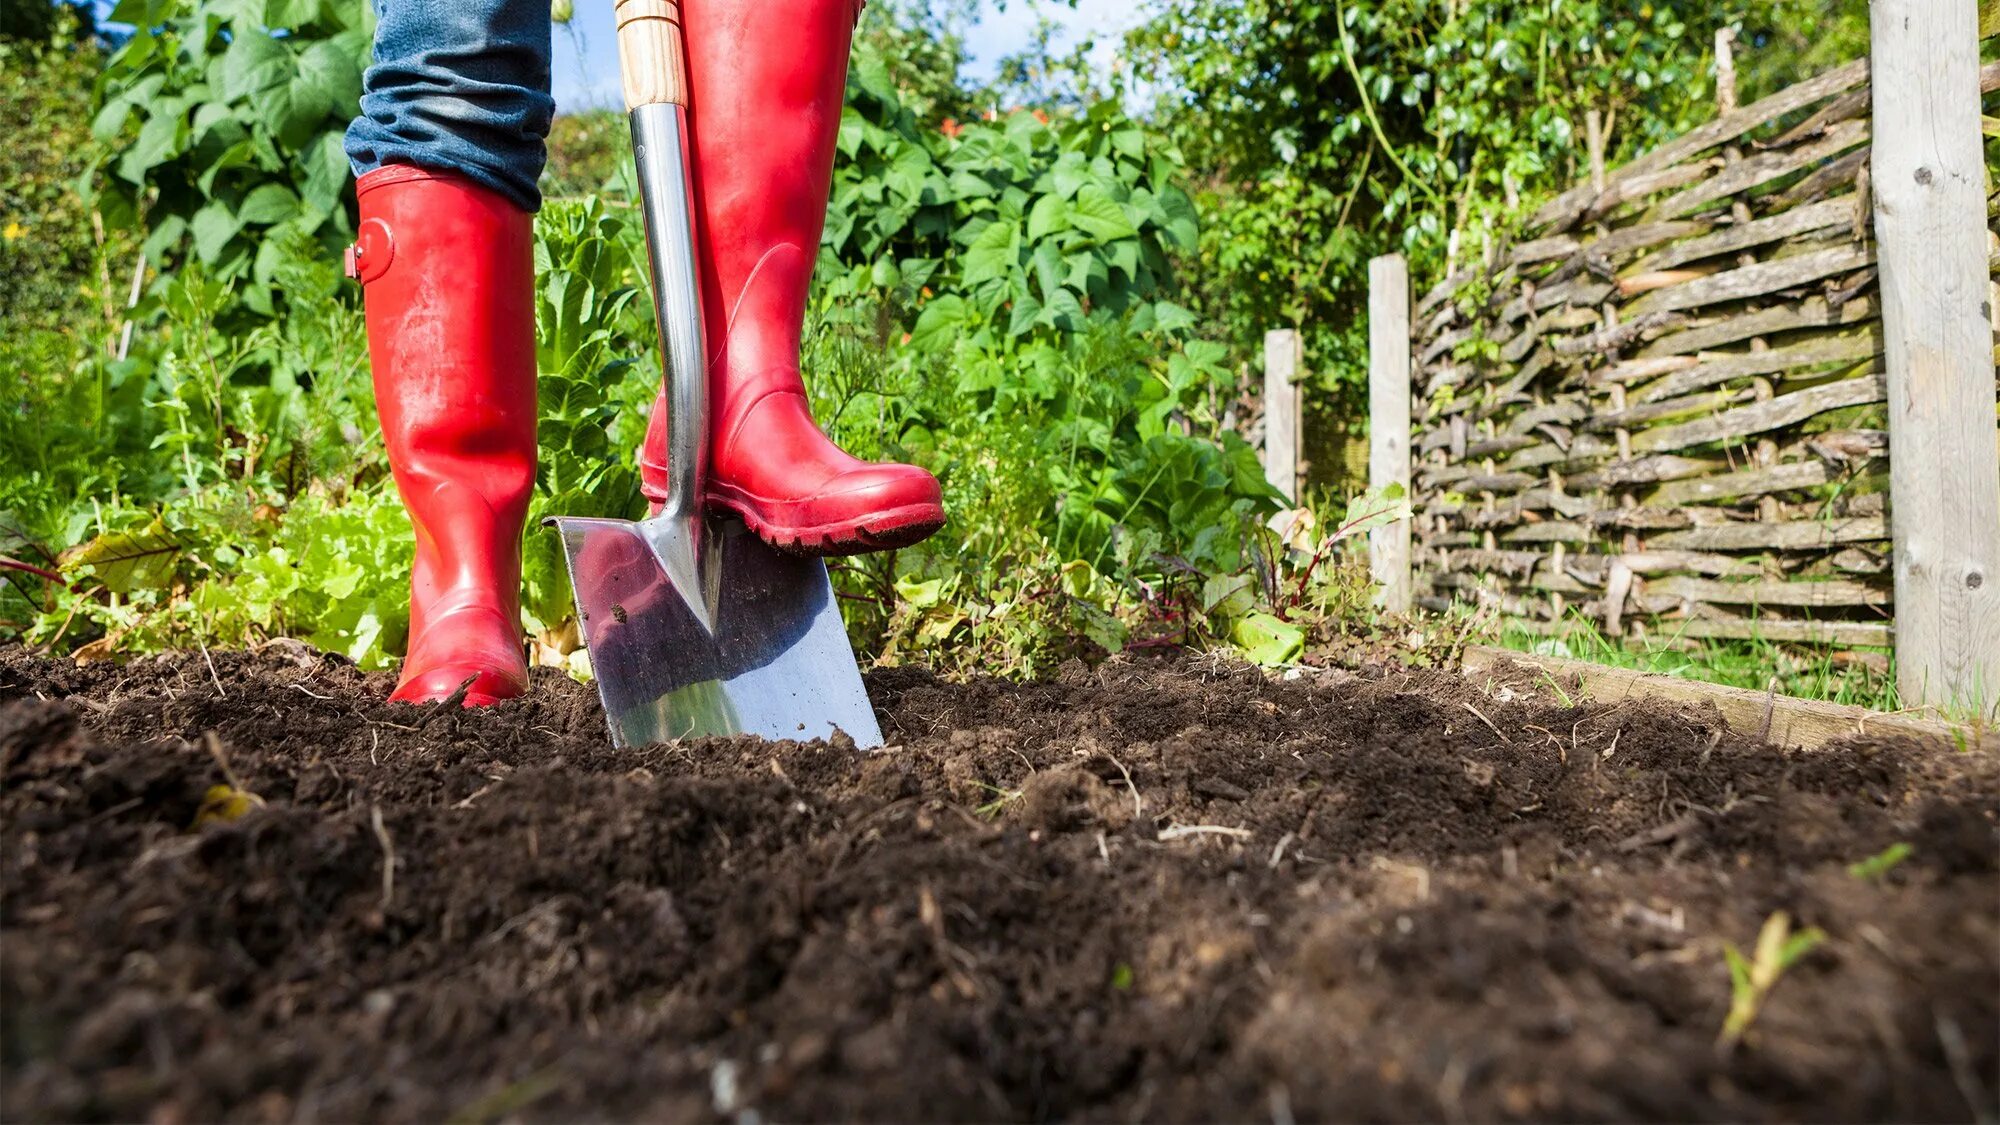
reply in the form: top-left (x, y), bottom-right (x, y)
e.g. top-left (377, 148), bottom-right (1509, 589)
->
top-left (3, 646), bottom-right (1995, 1122)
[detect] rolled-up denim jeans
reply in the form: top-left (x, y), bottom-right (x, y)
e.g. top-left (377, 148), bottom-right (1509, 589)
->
top-left (344, 0), bottom-right (554, 212)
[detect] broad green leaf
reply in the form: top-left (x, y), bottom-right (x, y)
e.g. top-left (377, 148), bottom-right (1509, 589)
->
top-left (907, 295), bottom-right (967, 353)
top-left (1037, 287), bottom-right (1084, 332)
top-left (1006, 292), bottom-right (1043, 337)
top-left (1029, 241), bottom-right (1064, 301)
top-left (961, 219), bottom-right (1020, 286)
top-left (947, 169), bottom-right (997, 199)
top-left (91, 98), bottom-right (136, 142)
top-left (1151, 300), bottom-right (1198, 333)
top-left (299, 131), bottom-right (349, 215)
top-left (1201, 572), bottom-right (1255, 616)
top-left (64, 519), bottom-right (182, 595)
top-left (1068, 185), bottom-right (1138, 242)
top-left (1232, 612), bottom-right (1305, 667)
top-left (1026, 193), bottom-right (1068, 241)
top-left (197, 138), bottom-right (259, 195)
top-left (219, 31), bottom-right (290, 100)
top-left (117, 110), bottom-right (186, 183)
top-left (141, 213), bottom-right (188, 259)
top-left (894, 574), bottom-right (945, 608)
top-left (189, 199), bottom-right (244, 263)
top-left (1107, 238), bottom-right (1141, 279)
top-left (263, 61), bottom-right (342, 148)
top-left (266, 0), bottom-right (324, 28)
top-left (836, 106), bottom-right (868, 158)
top-left (208, 0), bottom-right (270, 25)
top-left (1050, 155), bottom-right (1090, 199)
top-left (237, 182), bottom-right (301, 224)
top-left (1331, 485), bottom-right (1413, 542)
top-left (1157, 186), bottom-right (1199, 248)
top-left (297, 38), bottom-right (364, 116)
top-left (1064, 251), bottom-right (1107, 294)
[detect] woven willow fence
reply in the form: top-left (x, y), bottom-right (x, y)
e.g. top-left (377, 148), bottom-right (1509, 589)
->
top-left (1365, 10), bottom-right (2000, 712)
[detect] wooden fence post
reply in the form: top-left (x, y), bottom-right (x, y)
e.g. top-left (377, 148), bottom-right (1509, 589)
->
top-left (1368, 254), bottom-right (1412, 614)
top-left (1870, 0), bottom-right (2000, 718)
top-left (1262, 328), bottom-right (1303, 503)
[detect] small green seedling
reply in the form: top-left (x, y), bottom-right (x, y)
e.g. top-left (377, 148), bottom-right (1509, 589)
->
top-left (1536, 671), bottom-right (1576, 709)
top-left (1846, 842), bottom-right (1913, 882)
top-left (1719, 910), bottom-right (1826, 1049)
top-left (974, 783), bottom-right (1023, 819)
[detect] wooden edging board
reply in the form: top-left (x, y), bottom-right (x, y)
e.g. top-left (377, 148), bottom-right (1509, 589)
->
top-left (1459, 644), bottom-right (1994, 752)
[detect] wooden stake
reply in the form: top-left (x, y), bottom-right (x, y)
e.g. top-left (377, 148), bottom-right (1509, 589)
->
top-left (1585, 109), bottom-right (1608, 194)
top-left (1368, 255), bottom-right (1412, 613)
top-left (1870, 0), bottom-right (2000, 718)
top-left (1261, 328), bottom-right (1304, 503)
top-left (1714, 27), bottom-right (1739, 115)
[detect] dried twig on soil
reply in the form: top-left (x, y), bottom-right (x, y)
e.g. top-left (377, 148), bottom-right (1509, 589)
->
top-left (435, 676), bottom-right (478, 712)
top-left (1461, 702), bottom-right (1512, 744)
top-left (1617, 812), bottom-right (1704, 852)
top-left (1157, 824), bottom-right (1252, 842)
top-left (196, 636), bottom-right (226, 698)
top-left (1105, 753), bottom-right (1143, 821)
top-left (1934, 1013), bottom-right (1997, 1125)
top-left (369, 804), bottom-right (397, 910)
top-left (204, 732), bottom-right (244, 791)
top-left (1371, 856), bottom-right (1432, 902)
top-left (1268, 832), bottom-right (1295, 868)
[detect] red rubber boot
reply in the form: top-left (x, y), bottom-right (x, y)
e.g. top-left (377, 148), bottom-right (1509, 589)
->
top-left (637, 0), bottom-right (945, 556)
top-left (351, 166), bottom-right (536, 706)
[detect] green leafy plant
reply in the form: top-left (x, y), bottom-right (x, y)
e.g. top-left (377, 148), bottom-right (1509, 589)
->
top-left (521, 198), bottom-right (653, 637)
top-left (91, 0), bottom-right (368, 317)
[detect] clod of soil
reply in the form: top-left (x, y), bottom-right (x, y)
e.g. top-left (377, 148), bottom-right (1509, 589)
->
top-left (3, 646), bottom-right (1995, 1122)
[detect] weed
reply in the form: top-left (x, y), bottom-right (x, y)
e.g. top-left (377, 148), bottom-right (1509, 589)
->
top-left (1719, 910), bottom-right (1827, 1049)
top-left (1847, 843), bottom-right (1913, 882)
top-left (973, 783), bottom-right (1023, 819)
top-left (1537, 670), bottom-right (1577, 709)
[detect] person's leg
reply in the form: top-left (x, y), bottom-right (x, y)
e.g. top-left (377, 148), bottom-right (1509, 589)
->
top-left (638, 0), bottom-right (945, 556)
top-left (344, 0), bottom-right (550, 705)
top-left (345, 0), bottom-right (554, 210)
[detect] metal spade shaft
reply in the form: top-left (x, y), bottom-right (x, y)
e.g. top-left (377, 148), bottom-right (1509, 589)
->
top-left (620, 0), bottom-right (712, 628)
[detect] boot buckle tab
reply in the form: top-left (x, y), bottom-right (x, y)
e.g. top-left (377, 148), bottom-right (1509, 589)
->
top-left (346, 218), bottom-right (395, 284)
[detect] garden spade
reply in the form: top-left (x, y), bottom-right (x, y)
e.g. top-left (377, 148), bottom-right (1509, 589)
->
top-left (544, 0), bottom-right (883, 749)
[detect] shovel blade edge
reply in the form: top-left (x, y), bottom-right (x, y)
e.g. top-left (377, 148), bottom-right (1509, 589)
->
top-left (549, 515), bottom-right (884, 749)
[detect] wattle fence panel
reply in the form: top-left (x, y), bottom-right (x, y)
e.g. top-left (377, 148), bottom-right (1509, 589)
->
top-left (1393, 44), bottom-right (2000, 672)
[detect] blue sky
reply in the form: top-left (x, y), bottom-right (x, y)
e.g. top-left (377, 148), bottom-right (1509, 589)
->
top-left (551, 0), bottom-right (1147, 113)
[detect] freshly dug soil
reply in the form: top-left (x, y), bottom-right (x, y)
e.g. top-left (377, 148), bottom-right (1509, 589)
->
top-left (3, 645), bottom-right (1995, 1123)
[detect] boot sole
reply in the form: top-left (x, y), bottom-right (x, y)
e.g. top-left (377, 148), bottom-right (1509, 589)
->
top-left (714, 498), bottom-right (947, 558)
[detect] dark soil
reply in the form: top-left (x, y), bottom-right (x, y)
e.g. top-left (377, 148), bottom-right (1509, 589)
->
top-left (3, 645), bottom-right (1996, 1123)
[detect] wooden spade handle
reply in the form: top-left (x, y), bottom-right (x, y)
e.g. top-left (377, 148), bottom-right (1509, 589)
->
top-left (614, 0), bottom-right (689, 109)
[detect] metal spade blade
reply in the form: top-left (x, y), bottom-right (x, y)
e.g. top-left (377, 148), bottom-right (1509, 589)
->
top-left (543, 60), bottom-right (884, 750)
top-left (549, 514), bottom-right (883, 749)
